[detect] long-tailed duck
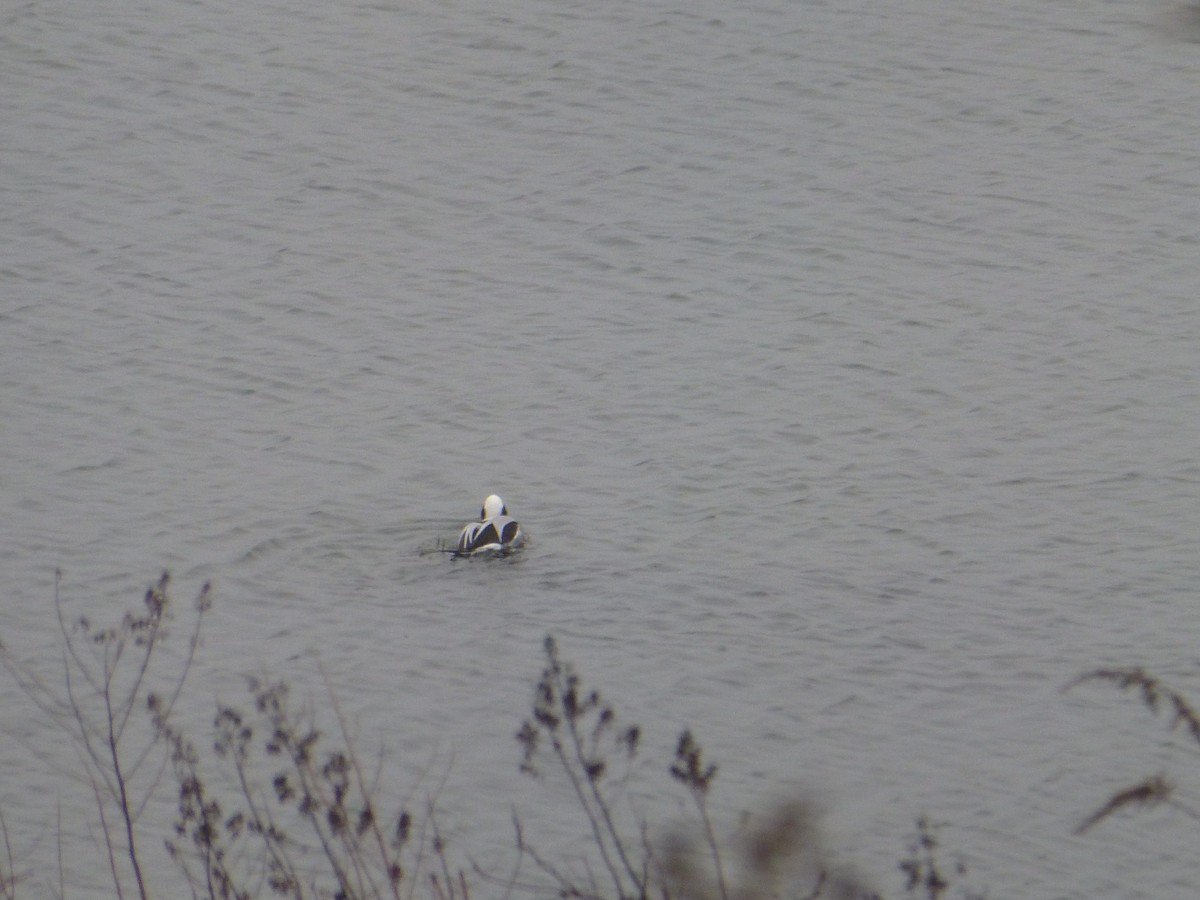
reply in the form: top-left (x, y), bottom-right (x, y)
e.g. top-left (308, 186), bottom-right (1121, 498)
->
top-left (455, 494), bottom-right (524, 555)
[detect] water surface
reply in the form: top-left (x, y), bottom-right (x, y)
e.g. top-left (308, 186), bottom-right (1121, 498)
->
top-left (3, 0), bottom-right (1200, 896)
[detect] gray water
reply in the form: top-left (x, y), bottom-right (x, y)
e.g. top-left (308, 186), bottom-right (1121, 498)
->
top-left (4, 0), bottom-right (1200, 896)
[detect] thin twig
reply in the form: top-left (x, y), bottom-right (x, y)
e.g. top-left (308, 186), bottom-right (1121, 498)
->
top-left (103, 669), bottom-right (148, 900)
top-left (86, 762), bottom-right (125, 900)
top-left (56, 798), bottom-right (65, 900)
top-left (1074, 775), bottom-right (1173, 835)
top-left (564, 712), bottom-right (645, 895)
top-left (0, 806), bottom-right (16, 900)
top-left (319, 660), bottom-right (402, 900)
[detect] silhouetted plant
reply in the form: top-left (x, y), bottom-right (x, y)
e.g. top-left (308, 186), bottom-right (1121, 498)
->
top-left (515, 634), bottom-right (648, 899)
top-left (514, 635), bottom-right (882, 900)
top-left (2, 576), bottom-right (1001, 900)
top-left (153, 703), bottom-right (251, 900)
top-left (895, 817), bottom-right (983, 900)
top-left (1065, 667), bottom-right (1200, 833)
top-left (0, 809), bottom-right (17, 900)
top-left (152, 670), bottom-right (463, 900)
top-left (667, 729), bottom-right (726, 897)
top-left (0, 570), bottom-right (209, 900)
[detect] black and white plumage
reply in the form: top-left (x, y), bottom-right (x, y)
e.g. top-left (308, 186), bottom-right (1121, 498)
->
top-left (455, 494), bottom-right (524, 555)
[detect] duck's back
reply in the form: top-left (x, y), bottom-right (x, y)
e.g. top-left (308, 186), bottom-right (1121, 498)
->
top-left (457, 515), bottom-right (521, 553)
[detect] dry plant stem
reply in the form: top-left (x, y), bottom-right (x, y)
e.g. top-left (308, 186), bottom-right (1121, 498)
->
top-left (1067, 667), bottom-right (1200, 833)
top-left (56, 800), bottom-right (66, 900)
top-left (128, 582), bottom-right (209, 820)
top-left (669, 731), bottom-right (726, 900)
top-left (87, 758), bottom-right (127, 900)
top-left (236, 674), bottom-right (425, 900)
top-left (159, 713), bottom-right (253, 900)
top-left (319, 662), bottom-right (403, 900)
top-left (570, 725), bottom-right (644, 896)
top-left (513, 821), bottom-right (602, 900)
top-left (0, 571), bottom-right (211, 900)
top-left (689, 792), bottom-right (726, 900)
top-left (519, 636), bottom-right (699, 899)
top-left (467, 813), bottom-right (525, 900)
top-left (104, 678), bottom-right (149, 900)
top-left (554, 721), bottom-right (638, 898)
top-left (280, 737), bottom-right (355, 896)
top-left (1065, 667), bottom-right (1200, 746)
top-left (0, 808), bottom-right (16, 900)
top-left (405, 801), bottom-right (436, 900)
top-left (1073, 776), bottom-right (1174, 836)
top-left (426, 804), bottom-right (468, 900)
top-left (543, 637), bottom-right (645, 898)
top-left (226, 733), bottom-right (303, 896)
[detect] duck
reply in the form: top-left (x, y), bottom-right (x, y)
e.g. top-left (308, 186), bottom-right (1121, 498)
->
top-left (455, 494), bottom-right (524, 555)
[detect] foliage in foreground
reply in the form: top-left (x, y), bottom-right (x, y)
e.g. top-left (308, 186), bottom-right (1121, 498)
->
top-left (1065, 668), bottom-right (1200, 833)
top-left (512, 634), bottom-right (880, 900)
top-left (0, 571), bottom-right (1112, 899)
top-left (0, 572), bottom-right (206, 899)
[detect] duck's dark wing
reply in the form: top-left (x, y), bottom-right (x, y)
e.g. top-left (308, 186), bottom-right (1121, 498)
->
top-left (469, 521), bottom-right (502, 549)
top-left (457, 522), bottom-right (482, 552)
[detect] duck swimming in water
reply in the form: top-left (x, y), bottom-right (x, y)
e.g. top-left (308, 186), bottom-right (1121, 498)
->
top-left (456, 494), bottom-right (524, 555)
